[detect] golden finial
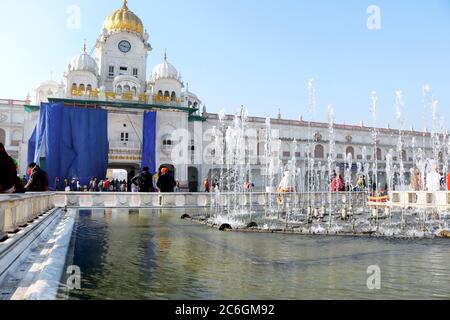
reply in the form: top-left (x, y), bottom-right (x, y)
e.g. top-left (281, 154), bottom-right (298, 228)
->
top-left (122, 0), bottom-right (128, 9)
top-left (164, 48), bottom-right (168, 61)
top-left (83, 38), bottom-right (87, 53)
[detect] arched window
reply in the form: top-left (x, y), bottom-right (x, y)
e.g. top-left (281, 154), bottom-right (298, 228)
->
top-left (376, 148), bottom-right (382, 161)
top-left (314, 144), bottom-right (324, 159)
top-left (132, 87), bottom-right (137, 96)
top-left (79, 84), bottom-right (85, 92)
top-left (158, 90), bottom-right (163, 97)
top-left (116, 85), bottom-right (123, 95)
top-left (171, 91), bottom-right (176, 101)
top-left (346, 146), bottom-right (355, 159)
top-left (11, 130), bottom-right (21, 146)
top-left (193, 102), bottom-right (198, 108)
top-left (124, 85), bottom-right (131, 93)
top-left (86, 84), bottom-right (92, 92)
top-left (164, 91), bottom-right (170, 99)
top-left (188, 101), bottom-right (193, 107)
top-left (71, 83), bottom-right (77, 91)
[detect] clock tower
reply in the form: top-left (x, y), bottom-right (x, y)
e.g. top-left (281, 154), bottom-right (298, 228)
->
top-left (95, 0), bottom-right (152, 94)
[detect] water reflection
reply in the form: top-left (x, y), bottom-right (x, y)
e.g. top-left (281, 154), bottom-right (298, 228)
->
top-left (60, 209), bottom-right (450, 300)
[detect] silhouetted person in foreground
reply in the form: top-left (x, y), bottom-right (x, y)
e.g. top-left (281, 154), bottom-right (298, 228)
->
top-left (131, 167), bottom-right (154, 193)
top-left (0, 143), bottom-right (16, 193)
top-left (24, 162), bottom-right (49, 192)
top-left (157, 168), bottom-right (176, 193)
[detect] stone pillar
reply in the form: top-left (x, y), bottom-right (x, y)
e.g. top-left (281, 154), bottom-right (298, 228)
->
top-left (3, 201), bottom-right (19, 233)
top-left (4, 128), bottom-right (11, 147)
top-left (0, 201), bottom-right (8, 241)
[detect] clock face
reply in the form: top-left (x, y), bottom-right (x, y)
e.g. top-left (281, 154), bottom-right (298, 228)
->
top-left (118, 40), bottom-right (131, 53)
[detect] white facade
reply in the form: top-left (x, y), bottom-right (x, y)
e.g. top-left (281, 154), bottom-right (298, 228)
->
top-left (0, 99), bottom-right (34, 174)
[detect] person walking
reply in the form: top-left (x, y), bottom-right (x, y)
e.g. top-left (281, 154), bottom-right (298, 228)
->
top-left (157, 168), bottom-right (176, 193)
top-left (24, 162), bottom-right (49, 192)
top-left (98, 180), bottom-right (104, 192)
top-left (0, 143), bottom-right (17, 193)
top-left (131, 167), bottom-right (154, 193)
top-left (410, 167), bottom-right (421, 191)
top-left (63, 179), bottom-right (70, 192)
top-left (174, 180), bottom-right (181, 192)
top-left (88, 177), bottom-right (96, 192)
top-left (427, 161), bottom-right (441, 192)
top-left (354, 175), bottom-right (366, 192)
top-left (103, 179), bottom-right (111, 192)
top-left (331, 167), bottom-right (344, 192)
top-left (120, 180), bottom-right (127, 192)
top-left (54, 177), bottom-right (61, 191)
top-left (203, 178), bottom-right (210, 192)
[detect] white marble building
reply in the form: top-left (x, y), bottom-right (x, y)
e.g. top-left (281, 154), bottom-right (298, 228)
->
top-left (0, 98), bottom-right (35, 172)
top-left (1, 0), bottom-right (436, 190)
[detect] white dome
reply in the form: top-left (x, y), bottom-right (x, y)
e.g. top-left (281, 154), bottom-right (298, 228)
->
top-left (38, 80), bottom-right (59, 88)
top-left (69, 47), bottom-right (98, 74)
top-left (151, 52), bottom-right (180, 82)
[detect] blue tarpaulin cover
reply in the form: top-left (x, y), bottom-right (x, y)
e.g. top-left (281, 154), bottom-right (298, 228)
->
top-left (29, 103), bottom-right (109, 188)
top-left (27, 127), bottom-right (37, 169)
top-left (141, 111), bottom-right (157, 174)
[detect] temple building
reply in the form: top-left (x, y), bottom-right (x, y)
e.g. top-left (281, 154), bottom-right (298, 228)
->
top-left (1, 0), bottom-right (435, 191)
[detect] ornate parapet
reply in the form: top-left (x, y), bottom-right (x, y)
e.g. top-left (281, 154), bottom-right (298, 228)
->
top-left (51, 191), bottom-right (366, 209)
top-left (389, 191), bottom-right (450, 210)
top-left (0, 193), bottom-right (56, 237)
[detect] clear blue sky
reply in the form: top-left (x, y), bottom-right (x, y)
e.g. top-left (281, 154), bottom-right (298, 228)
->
top-left (1, 0), bottom-right (450, 130)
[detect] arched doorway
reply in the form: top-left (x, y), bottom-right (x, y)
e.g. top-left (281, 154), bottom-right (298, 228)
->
top-left (188, 167), bottom-right (199, 192)
top-left (346, 146), bottom-right (355, 159)
top-left (107, 163), bottom-right (141, 191)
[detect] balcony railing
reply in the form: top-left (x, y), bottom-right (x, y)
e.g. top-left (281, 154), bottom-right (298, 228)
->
top-left (109, 141), bottom-right (142, 162)
top-left (69, 90), bottom-right (185, 107)
top-left (109, 141), bottom-right (141, 150)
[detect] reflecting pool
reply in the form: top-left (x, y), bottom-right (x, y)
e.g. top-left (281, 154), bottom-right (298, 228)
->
top-left (58, 209), bottom-right (450, 300)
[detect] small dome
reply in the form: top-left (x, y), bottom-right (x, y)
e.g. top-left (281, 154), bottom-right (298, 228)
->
top-left (104, 0), bottom-right (144, 36)
top-left (151, 51), bottom-right (180, 82)
top-left (69, 45), bottom-right (98, 74)
top-left (38, 80), bottom-right (59, 88)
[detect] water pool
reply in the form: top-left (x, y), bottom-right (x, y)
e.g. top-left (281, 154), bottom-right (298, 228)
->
top-left (57, 209), bottom-right (450, 300)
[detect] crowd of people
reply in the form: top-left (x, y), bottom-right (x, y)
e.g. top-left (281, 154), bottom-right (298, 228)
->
top-left (58, 167), bottom-right (179, 193)
top-left (0, 143), bottom-right (180, 194)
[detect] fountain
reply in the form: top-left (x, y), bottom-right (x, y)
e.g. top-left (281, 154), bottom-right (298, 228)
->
top-left (183, 83), bottom-right (450, 240)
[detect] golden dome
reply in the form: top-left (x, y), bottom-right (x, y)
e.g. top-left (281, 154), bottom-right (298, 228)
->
top-left (104, 0), bottom-right (144, 35)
